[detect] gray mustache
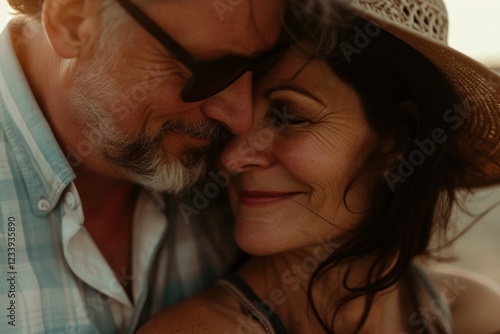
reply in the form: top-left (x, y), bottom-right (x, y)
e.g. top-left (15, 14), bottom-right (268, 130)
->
top-left (161, 119), bottom-right (223, 141)
top-left (103, 119), bottom-right (223, 174)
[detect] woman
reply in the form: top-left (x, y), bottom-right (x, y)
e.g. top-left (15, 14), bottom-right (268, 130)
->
top-left (140, 0), bottom-right (500, 332)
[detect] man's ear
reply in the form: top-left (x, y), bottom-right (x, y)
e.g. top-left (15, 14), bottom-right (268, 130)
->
top-left (42, 0), bottom-right (100, 58)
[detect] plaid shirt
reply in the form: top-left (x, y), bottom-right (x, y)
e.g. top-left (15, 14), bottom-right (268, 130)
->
top-left (0, 25), bottom-right (240, 333)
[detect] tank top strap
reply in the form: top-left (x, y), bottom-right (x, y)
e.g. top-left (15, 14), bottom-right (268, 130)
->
top-left (411, 263), bottom-right (453, 334)
top-left (216, 274), bottom-right (287, 334)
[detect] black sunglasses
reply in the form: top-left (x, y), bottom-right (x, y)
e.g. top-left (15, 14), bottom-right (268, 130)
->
top-left (116, 0), bottom-right (291, 102)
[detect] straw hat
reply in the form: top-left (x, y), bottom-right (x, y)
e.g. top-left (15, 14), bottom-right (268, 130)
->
top-left (335, 0), bottom-right (500, 188)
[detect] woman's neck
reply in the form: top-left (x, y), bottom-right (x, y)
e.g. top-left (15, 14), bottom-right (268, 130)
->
top-left (237, 252), bottom-right (409, 333)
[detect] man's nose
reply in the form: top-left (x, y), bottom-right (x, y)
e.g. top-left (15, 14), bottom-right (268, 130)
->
top-left (220, 128), bottom-right (275, 175)
top-left (199, 72), bottom-right (253, 135)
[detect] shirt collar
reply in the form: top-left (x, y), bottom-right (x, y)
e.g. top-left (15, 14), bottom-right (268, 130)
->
top-left (0, 23), bottom-right (75, 216)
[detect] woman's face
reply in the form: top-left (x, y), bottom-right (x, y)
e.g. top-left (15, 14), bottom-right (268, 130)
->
top-left (221, 48), bottom-right (378, 255)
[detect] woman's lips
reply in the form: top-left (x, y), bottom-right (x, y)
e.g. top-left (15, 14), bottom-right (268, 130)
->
top-left (239, 190), bottom-right (301, 206)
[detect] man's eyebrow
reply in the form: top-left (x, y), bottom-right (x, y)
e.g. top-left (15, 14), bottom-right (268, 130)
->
top-left (263, 84), bottom-right (325, 106)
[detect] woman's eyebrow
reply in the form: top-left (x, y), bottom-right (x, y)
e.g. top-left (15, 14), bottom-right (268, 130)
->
top-left (263, 84), bottom-right (326, 106)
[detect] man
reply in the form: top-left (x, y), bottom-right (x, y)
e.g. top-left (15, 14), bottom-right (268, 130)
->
top-left (0, 0), bottom-right (284, 332)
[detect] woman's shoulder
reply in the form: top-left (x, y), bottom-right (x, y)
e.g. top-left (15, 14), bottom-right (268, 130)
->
top-left (137, 286), bottom-right (267, 334)
top-left (422, 263), bottom-right (500, 334)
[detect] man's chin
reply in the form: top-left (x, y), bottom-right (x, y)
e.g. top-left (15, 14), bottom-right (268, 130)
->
top-left (125, 158), bottom-right (206, 194)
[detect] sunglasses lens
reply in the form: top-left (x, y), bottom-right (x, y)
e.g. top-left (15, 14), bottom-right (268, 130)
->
top-left (181, 73), bottom-right (240, 102)
top-left (181, 58), bottom-right (249, 102)
top-left (181, 42), bottom-right (289, 102)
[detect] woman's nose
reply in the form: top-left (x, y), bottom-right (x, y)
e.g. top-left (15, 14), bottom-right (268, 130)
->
top-left (200, 72), bottom-right (254, 135)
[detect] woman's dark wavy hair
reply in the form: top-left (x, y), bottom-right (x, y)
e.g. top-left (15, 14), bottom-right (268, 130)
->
top-left (285, 4), bottom-right (479, 334)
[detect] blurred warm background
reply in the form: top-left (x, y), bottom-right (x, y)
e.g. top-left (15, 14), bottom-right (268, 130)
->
top-left (0, 1), bottom-right (499, 284)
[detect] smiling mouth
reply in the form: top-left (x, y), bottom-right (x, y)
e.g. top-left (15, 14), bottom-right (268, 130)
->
top-left (239, 191), bottom-right (301, 206)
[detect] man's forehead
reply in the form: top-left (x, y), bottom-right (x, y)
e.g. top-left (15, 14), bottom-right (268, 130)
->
top-left (145, 0), bottom-right (285, 58)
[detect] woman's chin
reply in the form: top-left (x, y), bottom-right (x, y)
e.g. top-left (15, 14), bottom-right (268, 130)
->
top-left (236, 234), bottom-right (276, 256)
top-left (234, 219), bottom-right (290, 256)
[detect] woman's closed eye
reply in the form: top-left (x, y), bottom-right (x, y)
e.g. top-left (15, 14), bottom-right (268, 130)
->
top-left (268, 102), bottom-right (312, 127)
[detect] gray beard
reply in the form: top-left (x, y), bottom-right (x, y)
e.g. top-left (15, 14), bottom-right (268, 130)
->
top-left (99, 118), bottom-right (222, 194)
top-left (67, 59), bottom-right (223, 194)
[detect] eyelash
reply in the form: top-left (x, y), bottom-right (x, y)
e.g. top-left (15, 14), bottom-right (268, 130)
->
top-left (269, 102), bottom-right (311, 126)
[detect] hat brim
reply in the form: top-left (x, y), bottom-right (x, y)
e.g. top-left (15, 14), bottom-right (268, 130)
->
top-left (344, 1), bottom-right (500, 188)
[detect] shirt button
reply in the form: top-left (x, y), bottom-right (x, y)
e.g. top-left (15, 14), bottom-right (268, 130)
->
top-left (65, 192), bottom-right (78, 210)
top-left (38, 199), bottom-right (50, 211)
